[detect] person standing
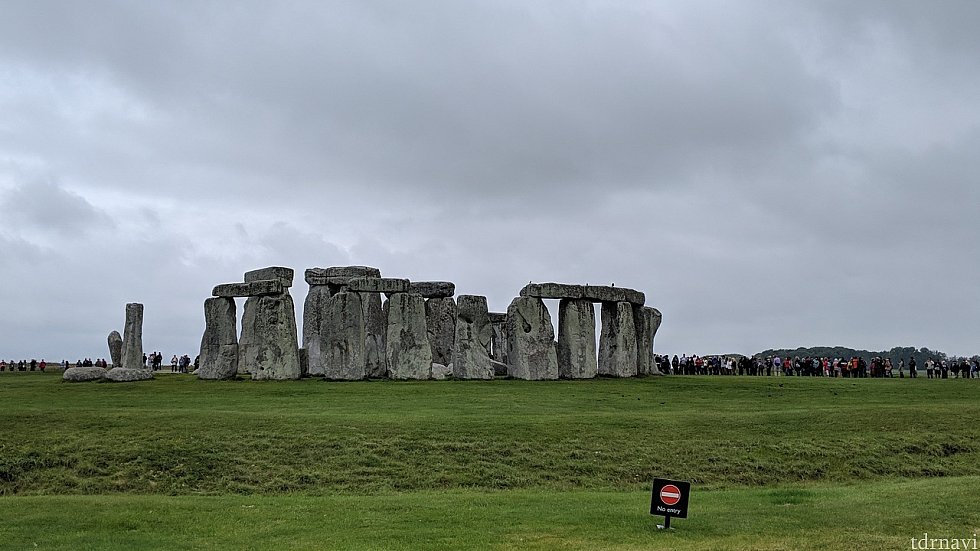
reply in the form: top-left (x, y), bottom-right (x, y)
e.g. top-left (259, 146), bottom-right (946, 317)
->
top-left (909, 357), bottom-right (917, 378)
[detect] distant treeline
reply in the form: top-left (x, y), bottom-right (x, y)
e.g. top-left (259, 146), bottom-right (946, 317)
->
top-left (754, 346), bottom-right (978, 366)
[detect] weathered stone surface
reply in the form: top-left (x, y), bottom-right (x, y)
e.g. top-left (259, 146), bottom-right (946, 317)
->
top-left (431, 363), bottom-right (452, 380)
top-left (239, 293), bottom-right (302, 380)
top-left (306, 266), bottom-right (382, 283)
top-left (490, 358), bottom-right (510, 377)
top-left (452, 295), bottom-right (493, 380)
top-left (582, 285), bottom-right (645, 306)
top-left (557, 299), bottom-right (597, 379)
top-left (633, 305), bottom-right (655, 376)
top-left (598, 301), bottom-right (638, 377)
top-left (323, 291), bottom-right (366, 380)
top-left (213, 280), bottom-right (283, 298)
top-left (302, 285), bottom-right (332, 376)
top-left (107, 331), bottom-right (122, 368)
top-left (385, 293), bottom-right (431, 380)
top-left (362, 292), bottom-right (386, 378)
top-left (105, 367), bottom-right (154, 382)
top-left (348, 277), bottom-right (410, 293)
top-left (649, 308), bottom-right (663, 374)
top-left (505, 296), bottom-right (558, 380)
top-left (409, 281), bottom-right (455, 298)
top-left (488, 312), bottom-right (507, 324)
top-left (304, 275), bottom-right (354, 288)
top-left (425, 297), bottom-right (456, 367)
top-left (121, 303), bottom-right (144, 370)
top-left (298, 347), bottom-right (309, 377)
top-left (244, 266), bottom-right (294, 287)
top-left (520, 283), bottom-right (585, 300)
top-left (622, 288), bottom-right (646, 306)
top-left (198, 297), bottom-right (239, 380)
top-left (63, 366), bottom-right (107, 382)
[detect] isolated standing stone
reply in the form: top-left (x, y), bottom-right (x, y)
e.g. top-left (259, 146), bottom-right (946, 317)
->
top-left (239, 294), bottom-right (302, 380)
top-left (649, 308), bottom-right (663, 374)
top-left (302, 285), bottom-right (332, 376)
top-left (633, 305), bottom-right (663, 376)
top-left (107, 331), bottom-right (122, 368)
top-left (323, 291), bottom-right (366, 380)
top-left (452, 295), bottom-right (493, 380)
top-left (385, 293), bottom-right (432, 380)
top-left (506, 296), bottom-right (558, 380)
top-left (361, 292), bottom-right (386, 378)
top-left (557, 299), bottom-right (597, 379)
top-left (106, 303), bottom-right (153, 382)
top-left (198, 297), bottom-right (239, 380)
top-left (598, 301), bottom-right (638, 377)
top-left (425, 297), bottom-right (457, 367)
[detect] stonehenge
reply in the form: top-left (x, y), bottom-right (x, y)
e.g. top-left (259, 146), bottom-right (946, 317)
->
top-left (193, 267), bottom-right (663, 382)
top-left (107, 330), bottom-right (122, 368)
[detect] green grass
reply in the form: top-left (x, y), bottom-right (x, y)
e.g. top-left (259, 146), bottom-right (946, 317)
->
top-left (1, 373), bottom-right (979, 549)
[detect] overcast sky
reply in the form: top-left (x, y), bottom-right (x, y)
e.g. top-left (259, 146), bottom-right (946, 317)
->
top-left (1, 0), bottom-right (978, 362)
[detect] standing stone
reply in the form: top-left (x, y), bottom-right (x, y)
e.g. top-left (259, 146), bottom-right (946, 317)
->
top-left (302, 285), bottom-right (332, 376)
top-left (385, 293), bottom-right (432, 380)
top-left (323, 291), bottom-right (366, 380)
top-left (425, 297), bottom-right (456, 367)
top-left (598, 301), bottom-right (638, 377)
top-left (557, 299), bottom-right (597, 379)
top-left (505, 297), bottom-right (558, 380)
top-left (107, 303), bottom-right (153, 382)
top-left (107, 331), bottom-right (123, 368)
top-left (239, 294), bottom-right (302, 380)
top-left (633, 305), bottom-right (663, 376)
top-left (361, 292), bottom-right (386, 378)
top-left (452, 295), bottom-right (493, 379)
top-left (198, 297), bottom-right (239, 380)
top-left (488, 316), bottom-right (509, 376)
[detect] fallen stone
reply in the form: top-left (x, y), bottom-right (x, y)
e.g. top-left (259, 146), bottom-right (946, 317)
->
top-left (239, 293), bottom-right (302, 380)
top-left (557, 299), bottom-right (597, 379)
top-left (452, 295), bottom-right (493, 380)
top-left (213, 280), bottom-right (283, 298)
top-left (409, 281), bottom-right (455, 298)
top-left (431, 362), bottom-right (452, 380)
top-left (107, 330), bottom-right (122, 368)
top-left (425, 297), bottom-right (456, 367)
top-left (385, 293), bottom-right (431, 380)
top-left (198, 297), bottom-right (239, 380)
top-left (244, 266), bottom-right (294, 287)
top-left (105, 367), bottom-right (154, 382)
top-left (520, 282), bottom-right (584, 300)
top-left (348, 277), bottom-right (410, 294)
top-left (323, 291), bottom-right (366, 380)
top-left (63, 366), bottom-right (107, 382)
top-left (362, 292), bottom-right (386, 378)
top-left (302, 285), bottom-right (332, 376)
top-left (598, 301), bottom-right (638, 377)
top-left (506, 296), bottom-right (558, 380)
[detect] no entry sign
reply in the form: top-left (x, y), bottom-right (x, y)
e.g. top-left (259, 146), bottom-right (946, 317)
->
top-left (650, 478), bottom-right (691, 529)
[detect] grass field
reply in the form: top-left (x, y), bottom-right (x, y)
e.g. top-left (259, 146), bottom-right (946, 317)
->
top-left (1, 373), bottom-right (978, 549)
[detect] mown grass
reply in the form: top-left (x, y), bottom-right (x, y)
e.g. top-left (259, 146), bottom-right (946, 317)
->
top-left (2, 477), bottom-right (979, 550)
top-left (1, 374), bottom-right (978, 495)
top-left (1, 373), bottom-right (978, 549)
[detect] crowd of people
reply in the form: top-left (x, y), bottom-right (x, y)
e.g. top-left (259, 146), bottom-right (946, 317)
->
top-left (1, 354), bottom-right (198, 373)
top-left (655, 354), bottom-right (980, 379)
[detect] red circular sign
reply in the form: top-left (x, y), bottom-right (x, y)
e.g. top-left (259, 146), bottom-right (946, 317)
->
top-left (660, 484), bottom-right (682, 506)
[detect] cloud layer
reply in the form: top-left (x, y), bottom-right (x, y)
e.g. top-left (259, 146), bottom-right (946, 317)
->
top-left (1, 1), bottom-right (978, 360)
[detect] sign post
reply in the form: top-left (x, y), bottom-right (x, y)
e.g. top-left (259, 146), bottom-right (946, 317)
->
top-left (650, 478), bottom-right (690, 529)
